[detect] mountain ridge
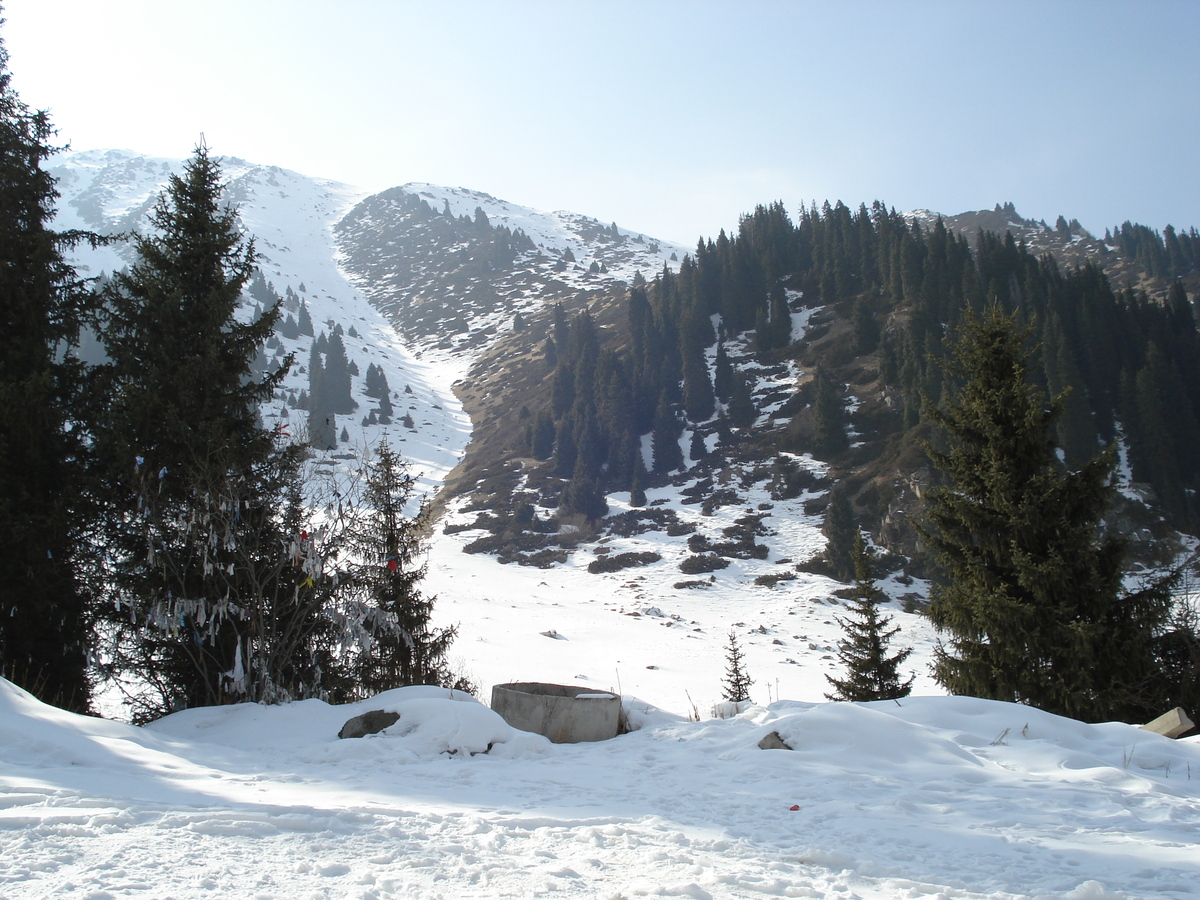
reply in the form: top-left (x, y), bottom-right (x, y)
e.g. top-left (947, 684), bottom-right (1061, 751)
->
top-left (48, 150), bottom-right (1200, 581)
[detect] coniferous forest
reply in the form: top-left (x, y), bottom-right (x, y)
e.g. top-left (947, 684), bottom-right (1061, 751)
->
top-left (502, 201), bottom-right (1200, 533)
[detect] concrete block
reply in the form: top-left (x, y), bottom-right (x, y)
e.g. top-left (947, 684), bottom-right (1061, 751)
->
top-left (1140, 707), bottom-right (1195, 739)
top-left (491, 682), bottom-right (620, 743)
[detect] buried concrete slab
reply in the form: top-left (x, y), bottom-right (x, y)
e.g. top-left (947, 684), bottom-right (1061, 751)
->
top-left (1140, 706), bottom-right (1195, 739)
top-left (491, 682), bottom-right (620, 743)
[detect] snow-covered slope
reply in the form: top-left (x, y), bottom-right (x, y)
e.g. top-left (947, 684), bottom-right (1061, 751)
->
top-left (49, 149), bottom-right (470, 496)
top-left (3, 676), bottom-right (1198, 898)
top-left (403, 181), bottom-right (686, 281)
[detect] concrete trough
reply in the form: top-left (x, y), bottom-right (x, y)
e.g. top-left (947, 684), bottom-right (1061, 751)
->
top-left (491, 682), bottom-right (621, 743)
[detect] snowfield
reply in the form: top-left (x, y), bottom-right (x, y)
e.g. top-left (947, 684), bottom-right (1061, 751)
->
top-left (3, 677), bottom-right (1199, 899)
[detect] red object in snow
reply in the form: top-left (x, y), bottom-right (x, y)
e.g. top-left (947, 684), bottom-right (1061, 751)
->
top-left (788, 805), bottom-right (800, 811)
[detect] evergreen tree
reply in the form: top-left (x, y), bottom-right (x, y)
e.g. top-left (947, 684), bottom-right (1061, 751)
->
top-left (323, 330), bottom-right (356, 414)
top-left (726, 368), bottom-right (756, 428)
top-left (853, 297), bottom-right (881, 353)
top-left (310, 413), bottom-right (336, 449)
top-left (561, 471), bottom-right (608, 520)
top-left (307, 342), bottom-right (326, 413)
top-left (713, 342), bottom-right (734, 401)
top-left (0, 35), bottom-right (94, 711)
top-left (919, 306), bottom-right (1172, 723)
top-left (279, 312), bottom-right (299, 340)
top-left (811, 366), bottom-right (848, 456)
top-left (332, 439), bottom-right (455, 697)
top-left (721, 631), bottom-right (753, 703)
top-left (681, 345), bottom-right (715, 422)
top-left (297, 301), bottom-right (313, 336)
top-left (825, 533), bottom-right (913, 701)
top-left (822, 485), bottom-right (857, 582)
top-left (95, 144), bottom-right (302, 717)
top-left (629, 448), bottom-right (648, 507)
top-left (530, 409), bottom-right (556, 460)
top-left (651, 394), bottom-right (684, 474)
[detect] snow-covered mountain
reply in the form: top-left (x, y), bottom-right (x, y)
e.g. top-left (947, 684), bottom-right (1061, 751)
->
top-left (335, 182), bottom-right (687, 352)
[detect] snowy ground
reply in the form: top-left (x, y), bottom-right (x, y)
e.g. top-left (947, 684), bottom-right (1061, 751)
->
top-left (3, 677), bottom-right (1199, 899)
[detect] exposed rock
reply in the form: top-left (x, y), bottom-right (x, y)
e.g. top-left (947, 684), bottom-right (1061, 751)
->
top-left (338, 709), bottom-right (400, 739)
top-left (758, 731), bottom-right (792, 751)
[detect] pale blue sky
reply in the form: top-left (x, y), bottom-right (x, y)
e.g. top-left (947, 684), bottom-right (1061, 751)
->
top-left (5, 0), bottom-right (1197, 245)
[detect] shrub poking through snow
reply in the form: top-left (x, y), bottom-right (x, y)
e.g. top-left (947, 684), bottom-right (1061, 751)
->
top-left (679, 554), bottom-right (730, 575)
top-left (587, 551), bottom-right (662, 574)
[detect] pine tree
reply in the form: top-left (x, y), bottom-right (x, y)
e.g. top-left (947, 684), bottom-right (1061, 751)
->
top-left (822, 485), bottom-right (857, 582)
top-left (297, 301), bottom-right (314, 337)
top-left (853, 297), bottom-right (881, 354)
top-left (811, 366), bottom-right (848, 456)
top-left (629, 448), bottom-right (648, 507)
top-left (561, 471), bottom-right (608, 520)
top-left (726, 368), bottom-right (756, 428)
top-left (95, 143), bottom-right (303, 717)
top-left (324, 330), bottom-right (356, 414)
top-left (0, 34), bottom-right (94, 711)
top-left (919, 305), bottom-right (1172, 723)
top-left (825, 533), bottom-right (913, 701)
top-left (333, 439), bottom-right (455, 697)
top-left (651, 394), bottom-right (684, 474)
top-left (721, 631), bottom-right (753, 703)
top-left (713, 342), bottom-right (734, 401)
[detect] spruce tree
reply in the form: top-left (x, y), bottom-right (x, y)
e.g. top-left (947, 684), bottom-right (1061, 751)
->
top-left (919, 306), bottom-right (1172, 723)
top-left (95, 144), bottom-right (303, 717)
top-left (822, 485), bottom-right (857, 582)
top-left (721, 631), bottom-right (753, 703)
top-left (333, 439), bottom-right (455, 697)
top-left (811, 366), bottom-right (848, 456)
top-left (0, 35), bottom-right (94, 711)
top-left (297, 301), bottom-right (314, 336)
top-left (726, 368), bottom-right (756, 428)
top-left (651, 394), bottom-right (684, 474)
top-left (825, 533), bottom-right (913, 701)
top-left (324, 330), bottom-right (356, 414)
top-left (629, 449), bottom-right (648, 507)
top-left (713, 343), bottom-right (734, 401)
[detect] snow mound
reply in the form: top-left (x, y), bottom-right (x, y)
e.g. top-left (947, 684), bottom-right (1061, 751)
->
top-left (4, 678), bottom-right (1200, 898)
top-left (147, 685), bottom-right (552, 763)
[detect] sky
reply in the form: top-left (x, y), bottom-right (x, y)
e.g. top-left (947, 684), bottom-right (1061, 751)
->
top-left (5, 0), bottom-right (1198, 247)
